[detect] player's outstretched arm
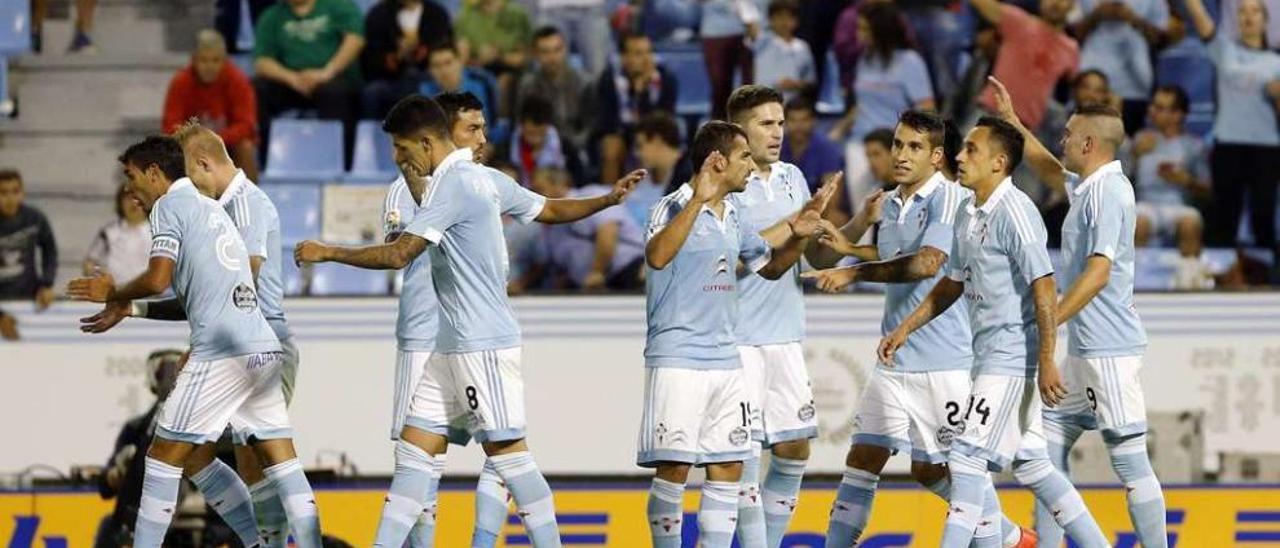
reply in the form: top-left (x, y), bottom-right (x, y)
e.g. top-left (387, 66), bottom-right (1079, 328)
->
top-left (294, 233), bottom-right (428, 270)
top-left (1056, 255), bottom-right (1112, 326)
top-left (755, 171), bottom-right (840, 247)
top-left (1032, 274), bottom-right (1067, 406)
top-left (878, 277), bottom-right (964, 363)
top-left (988, 77), bottom-right (1067, 193)
top-left (67, 256), bottom-right (175, 304)
top-left (536, 170), bottom-right (646, 224)
top-left (844, 246), bottom-right (949, 285)
top-left (808, 189), bottom-right (886, 269)
top-left (757, 210), bottom-right (824, 279)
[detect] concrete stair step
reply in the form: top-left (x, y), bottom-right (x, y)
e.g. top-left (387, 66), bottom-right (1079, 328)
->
top-left (4, 63), bottom-right (179, 132)
top-left (0, 131), bottom-right (150, 192)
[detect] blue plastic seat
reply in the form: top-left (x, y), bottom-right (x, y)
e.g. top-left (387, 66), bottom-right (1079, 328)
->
top-left (1134, 248), bottom-right (1179, 291)
top-left (1155, 38), bottom-right (1216, 137)
top-left (344, 120), bottom-right (398, 184)
top-left (259, 183), bottom-right (322, 245)
top-left (0, 2), bottom-right (32, 55)
top-left (656, 45), bottom-right (711, 116)
top-left (816, 50), bottom-right (846, 115)
top-left (263, 119), bottom-right (345, 183)
top-left (309, 263), bottom-right (390, 296)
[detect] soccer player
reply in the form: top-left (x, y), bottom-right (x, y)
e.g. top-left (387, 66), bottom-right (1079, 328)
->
top-left (640, 120), bottom-right (829, 548)
top-left (990, 76), bottom-right (1167, 547)
top-left (805, 110), bottom-right (1034, 548)
top-left (723, 84), bottom-right (840, 547)
top-left (294, 95), bottom-right (642, 548)
top-left (875, 117), bottom-right (1109, 547)
top-left (68, 136), bottom-right (322, 548)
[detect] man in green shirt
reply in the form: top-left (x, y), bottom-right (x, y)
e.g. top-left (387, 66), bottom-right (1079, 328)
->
top-left (253, 0), bottom-right (365, 167)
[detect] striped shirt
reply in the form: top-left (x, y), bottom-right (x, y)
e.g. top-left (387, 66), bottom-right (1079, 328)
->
top-left (218, 170), bottom-right (290, 342)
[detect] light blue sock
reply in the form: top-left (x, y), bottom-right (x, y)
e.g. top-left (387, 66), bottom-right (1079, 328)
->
top-left (263, 457), bottom-right (323, 548)
top-left (190, 459), bottom-right (260, 547)
top-left (647, 477), bottom-right (685, 548)
top-left (762, 456), bottom-right (805, 547)
top-left (1036, 415), bottom-right (1082, 548)
top-left (942, 452), bottom-right (990, 548)
top-left (133, 457), bottom-right (183, 548)
top-left (489, 451), bottom-right (560, 547)
top-left (698, 480), bottom-right (739, 548)
top-left (825, 467), bottom-right (878, 547)
top-left (407, 453), bottom-right (448, 548)
top-left (1013, 458), bottom-right (1108, 548)
top-left (926, 479), bottom-right (1023, 548)
top-left (736, 444), bottom-right (766, 548)
top-left (1107, 434), bottom-right (1167, 548)
top-left (471, 459), bottom-right (508, 548)
top-left (972, 482), bottom-right (1003, 548)
top-left (249, 480), bottom-right (289, 548)
top-left (373, 441), bottom-right (439, 547)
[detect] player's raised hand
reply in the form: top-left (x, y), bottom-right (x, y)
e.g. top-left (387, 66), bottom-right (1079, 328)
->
top-left (66, 271), bottom-right (115, 303)
top-left (607, 169), bottom-right (647, 205)
top-left (815, 219), bottom-right (859, 256)
top-left (858, 189), bottom-right (888, 225)
top-left (80, 301), bottom-right (130, 334)
top-left (788, 209), bottom-right (823, 239)
top-left (1039, 358), bottom-right (1068, 407)
top-left (803, 170), bottom-right (843, 216)
top-left (877, 329), bottom-right (907, 366)
top-left (988, 76), bottom-right (1019, 124)
top-left (801, 267), bottom-right (859, 293)
top-left (692, 152), bottom-right (723, 203)
top-left (293, 240), bottom-right (329, 266)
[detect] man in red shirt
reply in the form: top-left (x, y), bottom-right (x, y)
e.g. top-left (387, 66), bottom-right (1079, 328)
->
top-left (162, 30), bottom-right (259, 181)
top-left (972, 0), bottom-right (1079, 132)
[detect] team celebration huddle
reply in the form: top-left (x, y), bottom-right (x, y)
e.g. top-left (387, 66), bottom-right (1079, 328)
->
top-left (63, 76), bottom-right (1163, 547)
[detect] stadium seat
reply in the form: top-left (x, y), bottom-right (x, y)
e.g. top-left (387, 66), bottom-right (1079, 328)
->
top-left (259, 183), bottom-right (322, 245)
top-left (280, 246), bottom-right (305, 296)
top-left (0, 2), bottom-right (31, 55)
top-left (1156, 38), bottom-right (1216, 137)
top-left (1134, 248), bottom-right (1179, 291)
top-left (816, 51), bottom-right (846, 116)
top-left (309, 263), bottom-right (390, 296)
top-left (656, 44), bottom-right (711, 116)
top-left (344, 120), bottom-right (397, 184)
top-left (230, 53), bottom-right (254, 78)
top-left (262, 119), bottom-right (345, 183)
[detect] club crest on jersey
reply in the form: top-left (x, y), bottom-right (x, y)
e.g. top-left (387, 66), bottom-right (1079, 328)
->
top-left (232, 283), bottom-right (259, 312)
top-left (729, 427), bottom-right (749, 446)
top-left (936, 422), bottom-right (965, 445)
top-left (797, 403), bottom-right (816, 422)
top-left (385, 208), bottom-right (402, 231)
top-left (655, 423), bottom-right (686, 445)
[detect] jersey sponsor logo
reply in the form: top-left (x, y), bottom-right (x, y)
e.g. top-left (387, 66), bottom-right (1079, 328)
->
top-left (232, 283), bottom-right (259, 312)
top-left (729, 426), bottom-right (749, 446)
top-left (384, 208), bottom-right (402, 233)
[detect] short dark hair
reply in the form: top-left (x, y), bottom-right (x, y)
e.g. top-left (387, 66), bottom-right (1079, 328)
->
top-left (943, 118), bottom-right (962, 176)
top-left (1073, 69), bottom-right (1109, 90)
top-left (897, 109), bottom-right (946, 149)
top-left (618, 32), bottom-right (649, 54)
top-left (1071, 102), bottom-right (1123, 119)
top-left (726, 85), bottom-right (785, 123)
top-left (434, 91), bottom-right (485, 130)
top-left (383, 94), bottom-right (450, 138)
top-left (768, 0), bottom-right (800, 18)
top-left (0, 169), bottom-right (20, 187)
top-left (783, 95), bottom-right (817, 116)
top-left (690, 121), bottom-right (748, 172)
top-left (532, 25), bottom-right (562, 44)
top-left (118, 136), bottom-right (186, 181)
top-left (863, 128), bottom-right (894, 150)
top-left (428, 39), bottom-right (459, 58)
top-left (636, 111), bottom-right (682, 148)
top-left (974, 116), bottom-right (1025, 175)
top-left (1153, 85), bottom-right (1190, 114)
top-left (519, 95), bottom-right (556, 126)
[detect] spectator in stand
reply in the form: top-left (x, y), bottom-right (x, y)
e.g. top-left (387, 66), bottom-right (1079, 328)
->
top-left (627, 112), bottom-right (691, 228)
top-left (0, 170), bottom-right (56, 309)
top-left (1075, 0), bottom-right (1169, 133)
top-left (360, 0), bottom-right (453, 119)
top-left (536, 0), bottom-right (613, 77)
top-left (531, 168), bottom-right (646, 291)
top-left (1123, 85), bottom-right (1213, 287)
top-left (83, 185), bottom-right (152, 283)
top-left (162, 30), bottom-right (260, 181)
top-left (506, 95), bottom-right (587, 186)
top-left (827, 2), bottom-right (934, 143)
top-left (214, 0), bottom-right (275, 54)
top-left (593, 33), bottom-right (677, 184)
top-left (702, 0), bottom-right (763, 120)
top-left (970, 0), bottom-right (1078, 133)
top-left (831, 0), bottom-right (914, 90)
top-left (797, 0), bottom-right (851, 92)
top-left (753, 0), bottom-right (817, 101)
top-left (420, 40), bottom-right (500, 124)
top-left (781, 95), bottom-right (845, 224)
top-left (456, 0), bottom-right (532, 105)
top-left (30, 0), bottom-right (97, 53)
top-left (843, 128), bottom-right (894, 229)
top-left (1184, 0), bottom-right (1280, 251)
top-left (514, 26), bottom-right (593, 150)
top-left (493, 159), bottom-right (551, 294)
top-left (253, 0), bottom-right (365, 168)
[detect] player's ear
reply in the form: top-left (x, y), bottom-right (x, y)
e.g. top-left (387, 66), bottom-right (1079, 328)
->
top-left (931, 147), bottom-right (944, 168)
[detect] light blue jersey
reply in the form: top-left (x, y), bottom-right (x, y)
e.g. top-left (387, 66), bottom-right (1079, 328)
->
top-left (1061, 161), bottom-right (1148, 358)
top-left (404, 149), bottom-right (546, 354)
top-left (1078, 0), bottom-right (1168, 100)
top-left (877, 173), bottom-right (973, 372)
top-left (644, 184), bottom-right (773, 370)
top-left (1127, 133), bottom-right (1209, 207)
top-left (149, 178), bottom-right (280, 362)
top-left (731, 162), bottom-right (809, 346)
top-left (946, 178), bottom-right (1055, 377)
top-left (385, 175), bottom-right (439, 353)
top-left (218, 171), bottom-right (291, 343)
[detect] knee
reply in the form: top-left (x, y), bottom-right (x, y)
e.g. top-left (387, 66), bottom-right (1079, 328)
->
top-left (911, 462), bottom-right (948, 487)
top-left (655, 463), bottom-right (691, 484)
top-left (147, 438), bottom-right (195, 466)
top-left (846, 445), bottom-right (889, 473)
top-left (1011, 458), bottom-right (1054, 486)
top-left (771, 439), bottom-right (810, 461)
top-left (481, 437), bottom-right (527, 457)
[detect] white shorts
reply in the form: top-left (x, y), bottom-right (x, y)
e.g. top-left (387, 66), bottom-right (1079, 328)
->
top-left (1044, 355), bottom-right (1148, 438)
top-left (280, 337), bottom-right (300, 406)
top-left (949, 374), bottom-right (1048, 472)
top-left (1136, 202), bottom-right (1200, 242)
top-left (404, 347), bottom-right (526, 445)
top-left (739, 343), bottom-right (818, 445)
top-left (851, 368), bottom-right (972, 464)
top-left (637, 367), bottom-right (753, 467)
top-left (390, 350), bottom-right (432, 440)
top-left (158, 352), bottom-right (291, 445)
